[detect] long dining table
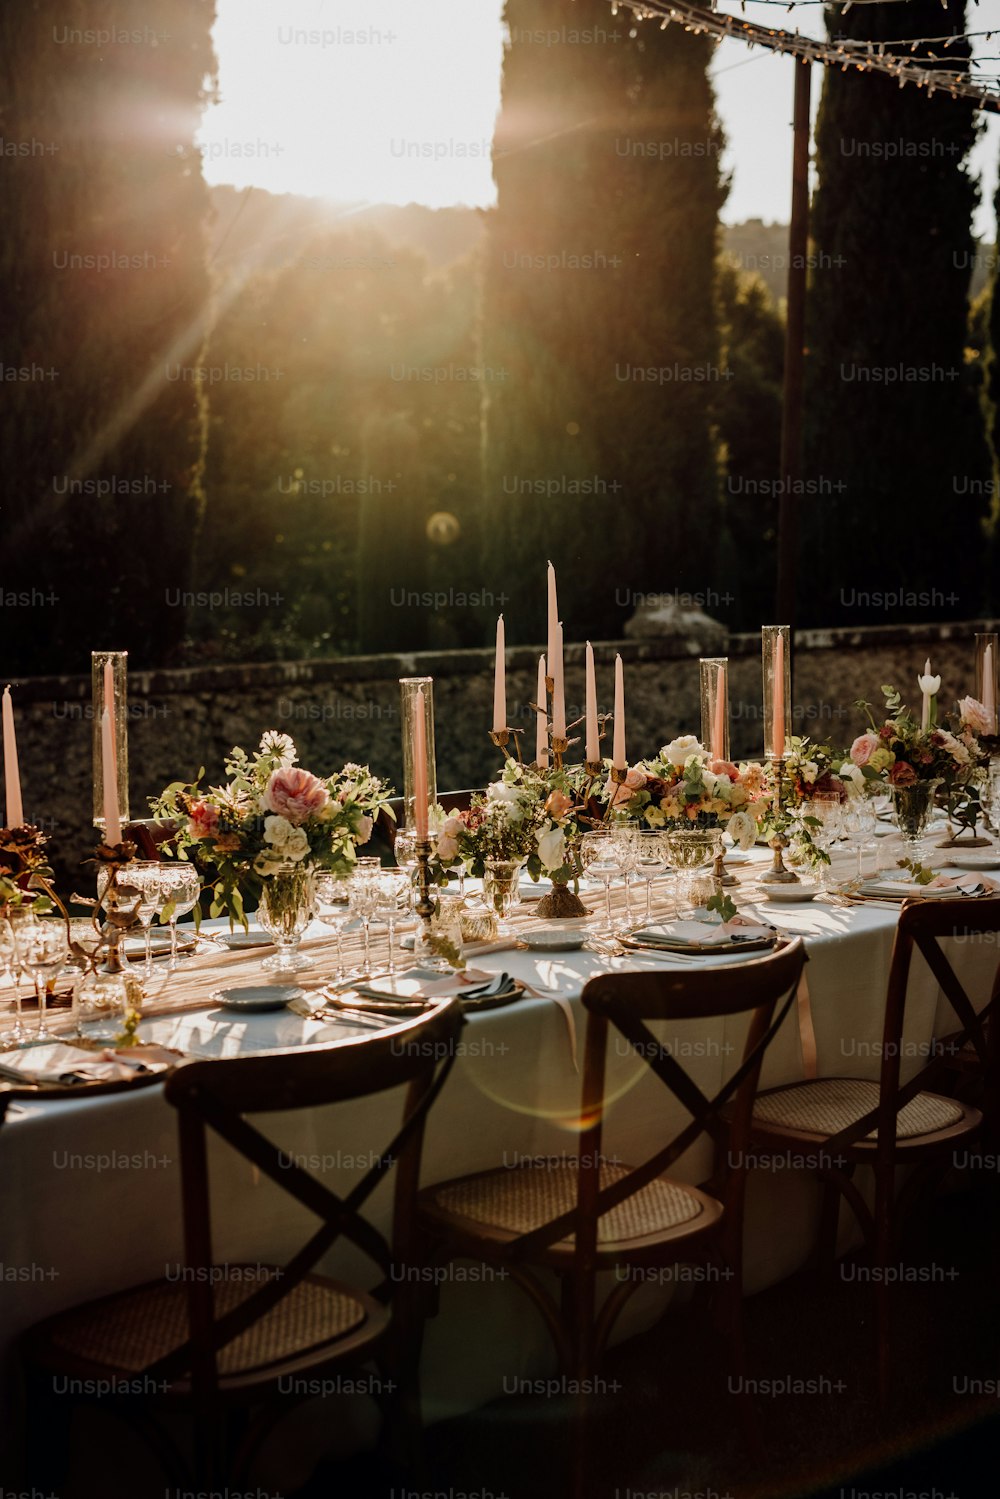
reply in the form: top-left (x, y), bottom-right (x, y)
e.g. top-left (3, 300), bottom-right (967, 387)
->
top-left (0, 830), bottom-right (997, 1486)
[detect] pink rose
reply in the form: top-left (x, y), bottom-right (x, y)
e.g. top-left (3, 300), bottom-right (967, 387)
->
top-left (544, 789), bottom-right (574, 820)
top-left (959, 696), bottom-right (992, 737)
top-left (355, 814), bottom-right (373, 846)
top-left (850, 733), bottom-right (879, 767)
top-left (263, 767), bottom-right (329, 826)
top-left (709, 758), bottom-right (740, 782)
top-left (607, 765), bottom-right (646, 808)
top-left (188, 799), bottom-right (220, 839)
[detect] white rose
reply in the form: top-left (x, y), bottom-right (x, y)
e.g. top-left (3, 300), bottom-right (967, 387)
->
top-left (282, 828), bottom-right (311, 863)
top-left (838, 762), bottom-right (865, 796)
top-left (662, 735), bottom-right (706, 768)
top-left (263, 814), bottom-right (294, 849)
top-left (802, 761), bottom-right (820, 786)
top-left (726, 810), bottom-right (757, 851)
top-left (537, 826), bottom-right (567, 873)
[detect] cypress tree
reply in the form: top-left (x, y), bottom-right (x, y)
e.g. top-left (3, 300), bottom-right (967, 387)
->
top-left (480, 0), bottom-right (727, 644)
top-left (805, 0), bottom-right (990, 624)
top-left (0, 0), bottom-right (217, 673)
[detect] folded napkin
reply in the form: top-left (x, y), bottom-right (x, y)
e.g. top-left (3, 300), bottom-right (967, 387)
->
top-left (0, 1043), bottom-right (174, 1087)
top-left (353, 968), bottom-right (519, 1003)
top-left (925, 872), bottom-right (1000, 897)
top-left (634, 917), bottom-right (775, 948)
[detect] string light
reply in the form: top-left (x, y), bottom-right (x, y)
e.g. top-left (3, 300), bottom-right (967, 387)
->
top-left (609, 1), bottom-right (1000, 111)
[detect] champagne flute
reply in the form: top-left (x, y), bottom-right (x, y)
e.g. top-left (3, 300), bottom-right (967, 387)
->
top-left (348, 871), bottom-right (381, 974)
top-left (315, 872), bottom-right (353, 981)
top-left (376, 869), bottom-right (408, 975)
top-left (14, 920), bottom-right (68, 1042)
top-left (156, 864), bottom-right (202, 968)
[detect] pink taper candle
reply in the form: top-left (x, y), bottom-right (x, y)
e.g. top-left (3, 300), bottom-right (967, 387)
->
top-left (413, 688), bottom-right (429, 839)
top-left (585, 641), bottom-right (599, 762)
top-left (773, 633), bottom-right (786, 760)
top-left (984, 644), bottom-right (996, 731)
top-left (492, 615), bottom-right (506, 733)
top-left (104, 658), bottom-right (118, 780)
top-left (552, 623), bottom-right (567, 740)
top-left (546, 561), bottom-right (558, 685)
top-left (535, 655), bottom-right (548, 768)
top-left (712, 667), bottom-right (726, 761)
top-left (101, 707), bottom-right (122, 845)
top-left (612, 655), bottom-right (626, 770)
top-left (2, 686), bottom-right (24, 828)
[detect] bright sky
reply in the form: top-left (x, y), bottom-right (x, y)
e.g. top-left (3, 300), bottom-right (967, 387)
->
top-left (199, 0), bottom-right (1000, 235)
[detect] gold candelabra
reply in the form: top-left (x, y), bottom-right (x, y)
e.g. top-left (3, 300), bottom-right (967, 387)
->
top-left (759, 756), bottom-right (800, 885)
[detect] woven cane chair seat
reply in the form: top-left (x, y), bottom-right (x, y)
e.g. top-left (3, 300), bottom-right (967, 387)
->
top-left (45, 1266), bottom-right (369, 1377)
top-left (753, 1078), bottom-right (964, 1140)
top-left (429, 1160), bottom-right (704, 1244)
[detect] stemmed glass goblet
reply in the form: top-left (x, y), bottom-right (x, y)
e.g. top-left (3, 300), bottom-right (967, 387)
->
top-left (14, 919), bottom-right (68, 1042)
top-left (580, 830), bottom-right (619, 935)
top-left (156, 864), bottom-right (202, 969)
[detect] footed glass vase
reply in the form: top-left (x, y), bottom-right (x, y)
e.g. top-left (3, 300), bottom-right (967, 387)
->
top-left (257, 864), bottom-right (317, 971)
top-left (889, 779), bottom-right (941, 857)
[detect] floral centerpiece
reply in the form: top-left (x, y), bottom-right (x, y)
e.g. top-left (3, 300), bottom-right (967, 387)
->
top-left (850, 686), bottom-right (985, 851)
top-left (152, 732), bottom-right (394, 926)
top-left (435, 760), bottom-right (596, 885)
top-left (756, 735), bottom-right (853, 871)
top-left (614, 735), bottom-right (766, 849)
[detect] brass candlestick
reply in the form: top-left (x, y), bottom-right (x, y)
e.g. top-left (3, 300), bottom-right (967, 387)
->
top-left (714, 848), bottom-right (738, 888)
top-left (759, 755), bottom-right (800, 885)
top-left (490, 727), bottom-right (524, 762)
top-left (414, 836), bottom-right (435, 925)
top-left (584, 760), bottom-right (604, 779)
top-left (550, 735), bottom-right (569, 769)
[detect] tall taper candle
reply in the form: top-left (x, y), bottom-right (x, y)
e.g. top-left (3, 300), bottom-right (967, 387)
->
top-left (104, 658), bottom-right (118, 779)
top-left (552, 623), bottom-right (566, 739)
top-left (535, 655), bottom-right (548, 768)
top-left (985, 644), bottom-right (996, 730)
top-left (413, 688), bottom-right (429, 839)
top-left (713, 668), bottom-right (727, 761)
top-left (101, 707), bottom-right (122, 845)
top-left (546, 562), bottom-right (558, 684)
top-left (612, 655), bottom-right (626, 770)
top-left (773, 633), bottom-right (786, 759)
top-left (492, 615), bottom-right (506, 732)
top-left (2, 686), bottom-right (23, 828)
top-left (585, 642), bottom-right (599, 762)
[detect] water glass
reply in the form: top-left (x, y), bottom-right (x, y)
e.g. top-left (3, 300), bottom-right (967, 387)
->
top-left (809, 792), bottom-right (845, 890)
top-left (629, 830), bottom-right (669, 924)
top-left (376, 869), bottom-right (409, 975)
top-left (580, 830), bottom-right (619, 934)
top-left (76, 969), bottom-right (130, 1043)
top-left (14, 919), bottom-right (68, 1042)
top-left (348, 871), bottom-right (382, 973)
top-left (842, 797), bottom-right (877, 881)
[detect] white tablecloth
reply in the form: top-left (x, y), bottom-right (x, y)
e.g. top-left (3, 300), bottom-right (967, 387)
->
top-left (1, 838), bottom-right (996, 1486)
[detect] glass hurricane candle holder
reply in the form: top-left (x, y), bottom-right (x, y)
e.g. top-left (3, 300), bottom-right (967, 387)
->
top-left (699, 657), bottom-right (730, 761)
top-left (399, 677), bottom-right (437, 833)
top-left (761, 625), bottom-right (791, 762)
top-left (92, 651), bottom-right (130, 833)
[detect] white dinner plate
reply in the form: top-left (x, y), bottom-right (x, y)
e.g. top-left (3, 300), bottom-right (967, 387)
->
top-left (760, 883), bottom-right (819, 903)
top-left (211, 931), bottom-right (273, 950)
top-left (520, 927), bottom-right (587, 952)
top-left (211, 984), bottom-right (303, 1013)
top-left (945, 852), bottom-right (1000, 871)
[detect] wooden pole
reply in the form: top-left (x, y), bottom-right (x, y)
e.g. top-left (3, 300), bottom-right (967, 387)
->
top-left (776, 60), bottom-right (812, 628)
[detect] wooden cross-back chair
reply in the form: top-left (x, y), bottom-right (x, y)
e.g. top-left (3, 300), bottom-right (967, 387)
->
top-left (23, 998), bottom-right (465, 1485)
top-left (746, 896), bottom-right (1000, 1398)
top-left (414, 939), bottom-right (807, 1481)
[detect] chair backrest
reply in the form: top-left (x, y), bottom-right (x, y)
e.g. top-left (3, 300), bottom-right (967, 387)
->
top-left (153, 998), bottom-right (464, 1394)
top-left (123, 818), bottom-right (178, 861)
top-left (503, 939), bottom-right (807, 1270)
top-left (860, 896), bottom-right (1000, 1160)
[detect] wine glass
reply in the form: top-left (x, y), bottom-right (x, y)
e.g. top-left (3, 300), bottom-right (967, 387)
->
top-left (376, 869), bottom-right (409, 975)
top-left (14, 919), bottom-right (68, 1042)
top-left (0, 915), bottom-right (26, 1044)
top-left (348, 871), bottom-right (381, 974)
top-left (314, 872), bottom-right (353, 982)
top-left (629, 830), bottom-right (669, 925)
top-left (809, 792), bottom-right (845, 891)
top-left (609, 822), bottom-right (639, 929)
top-left (119, 862), bottom-right (167, 978)
top-left (580, 830), bottom-right (619, 934)
top-left (156, 864), bottom-right (202, 968)
top-left (842, 796), bottom-right (877, 882)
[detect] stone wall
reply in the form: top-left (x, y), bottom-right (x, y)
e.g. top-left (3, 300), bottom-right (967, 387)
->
top-left (9, 619), bottom-right (997, 887)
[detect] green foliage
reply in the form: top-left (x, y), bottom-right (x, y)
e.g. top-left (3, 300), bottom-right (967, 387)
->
top-left (480, 0), bottom-right (728, 642)
top-left (805, 0), bottom-right (991, 625)
top-left (0, 0), bottom-right (218, 673)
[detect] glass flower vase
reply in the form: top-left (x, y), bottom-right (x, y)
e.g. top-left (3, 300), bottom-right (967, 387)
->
top-left (257, 864), bottom-right (317, 971)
